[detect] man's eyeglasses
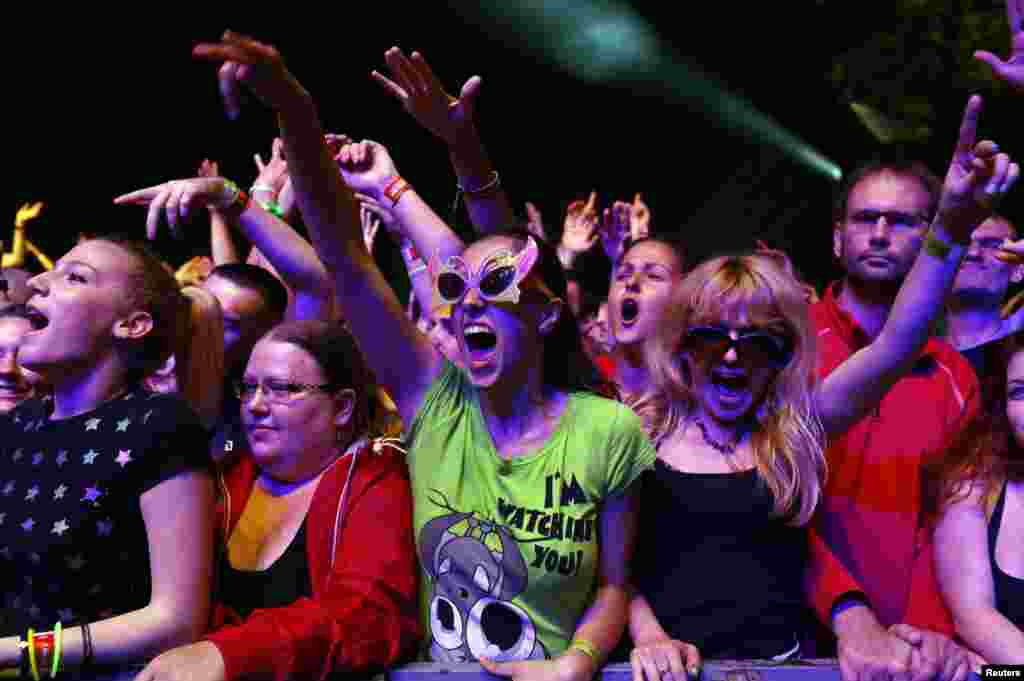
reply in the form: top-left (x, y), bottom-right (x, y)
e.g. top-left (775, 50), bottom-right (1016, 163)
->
top-left (681, 325), bottom-right (795, 369)
top-left (846, 210), bottom-right (930, 230)
top-left (234, 379), bottom-right (337, 404)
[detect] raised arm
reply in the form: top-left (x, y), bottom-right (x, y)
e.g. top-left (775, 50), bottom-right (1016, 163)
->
top-left (114, 175), bottom-right (334, 321)
top-left (814, 96), bottom-right (1020, 437)
top-left (2, 202), bottom-right (41, 269)
top-left (191, 32), bottom-right (441, 422)
top-left (373, 48), bottom-right (515, 234)
top-left (975, 0), bottom-right (1024, 93)
top-left (197, 159), bottom-right (243, 265)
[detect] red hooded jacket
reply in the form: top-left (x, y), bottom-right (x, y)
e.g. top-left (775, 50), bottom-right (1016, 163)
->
top-left (206, 439), bottom-right (421, 681)
top-left (807, 284), bottom-right (979, 635)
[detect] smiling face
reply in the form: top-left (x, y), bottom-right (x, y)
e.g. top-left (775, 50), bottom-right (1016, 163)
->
top-left (241, 338), bottom-right (350, 481)
top-left (20, 240), bottom-right (146, 377)
top-left (609, 241), bottom-right (684, 348)
top-left (952, 216), bottom-right (1022, 304)
top-left (443, 236), bottom-right (557, 388)
top-left (0, 315), bottom-right (43, 412)
top-left (834, 171), bottom-right (933, 288)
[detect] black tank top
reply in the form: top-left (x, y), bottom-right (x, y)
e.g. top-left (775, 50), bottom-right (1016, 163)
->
top-left (632, 460), bottom-right (808, 659)
top-left (219, 522), bottom-right (313, 618)
top-left (988, 482), bottom-right (1024, 627)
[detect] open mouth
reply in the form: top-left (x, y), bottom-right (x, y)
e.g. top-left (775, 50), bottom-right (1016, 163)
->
top-left (24, 306), bottom-right (49, 331)
top-left (621, 299), bottom-right (640, 325)
top-left (464, 323), bottom-right (498, 360)
top-left (711, 370), bottom-right (750, 399)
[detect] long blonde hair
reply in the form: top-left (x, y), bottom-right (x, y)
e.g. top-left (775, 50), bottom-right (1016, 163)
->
top-left (644, 253), bottom-right (827, 526)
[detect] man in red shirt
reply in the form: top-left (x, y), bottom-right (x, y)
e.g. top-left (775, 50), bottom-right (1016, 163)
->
top-left (809, 158), bottom-right (982, 679)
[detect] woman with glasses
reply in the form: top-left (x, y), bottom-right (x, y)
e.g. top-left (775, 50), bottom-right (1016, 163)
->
top-left (134, 319), bottom-right (420, 681)
top-left (191, 32), bottom-right (654, 681)
top-left (627, 104), bottom-right (1019, 677)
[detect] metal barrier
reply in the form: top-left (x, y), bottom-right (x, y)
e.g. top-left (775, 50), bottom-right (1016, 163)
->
top-left (390, 661), bottom-right (986, 681)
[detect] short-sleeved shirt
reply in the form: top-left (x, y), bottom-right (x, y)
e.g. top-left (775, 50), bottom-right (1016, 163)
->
top-left (406, 363), bottom-right (655, 662)
top-left (0, 387), bottom-right (210, 632)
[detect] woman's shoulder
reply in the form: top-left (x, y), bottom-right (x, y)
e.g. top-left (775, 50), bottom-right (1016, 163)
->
top-left (569, 391), bottom-right (646, 433)
top-left (110, 388), bottom-right (204, 432)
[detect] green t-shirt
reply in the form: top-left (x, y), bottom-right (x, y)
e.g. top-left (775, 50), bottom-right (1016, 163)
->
top-left (406, 362), bottom-right (656, 663)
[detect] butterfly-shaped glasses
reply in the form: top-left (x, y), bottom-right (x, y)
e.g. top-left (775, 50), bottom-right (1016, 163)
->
top-left (431, 236), bottom-right (540, 311)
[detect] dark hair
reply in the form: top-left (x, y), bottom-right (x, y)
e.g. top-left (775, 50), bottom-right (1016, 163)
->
top-left (483, 229), bottom-right (598, 393)
top-left (924, 332), bottom-right (1024, 523)
top-left (266, 319), bottom-right (375, 437)
top-left (97, 237), bottom-right (191, 381)
top-left (833, 157), bottom-right (942, 224)
top-left (619, 237), bottom-right (691, 274)
top-left (208, 264), bottom-right (289, 323)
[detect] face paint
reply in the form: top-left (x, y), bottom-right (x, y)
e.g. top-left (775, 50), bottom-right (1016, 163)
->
top-left (430, 236), bottom-right (540, 312)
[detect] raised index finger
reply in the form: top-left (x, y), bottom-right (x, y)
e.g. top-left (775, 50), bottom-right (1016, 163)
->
top-left (113, 186), bottom-right (163, 205)
top-left (954, 95), bottom-right (983, 157)
top-left (1009, 0), bottom-right (1022, 34)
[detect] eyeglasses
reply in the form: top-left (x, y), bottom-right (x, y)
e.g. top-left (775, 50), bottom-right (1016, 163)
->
top-left (846, 210), bottom-right (930, 230)
top-left (431, 236), bottom-right (541, 310)
top-left (681, 325), bottom-right (794, 369)
top-left (233, 379), bottom-right (337, 404)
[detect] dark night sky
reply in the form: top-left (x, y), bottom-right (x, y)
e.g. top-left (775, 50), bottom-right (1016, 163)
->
top-left (11, 4), bottom-right (1022, 290)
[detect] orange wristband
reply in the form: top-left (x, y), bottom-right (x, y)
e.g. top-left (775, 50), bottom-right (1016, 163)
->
top-left (383, 177), bottom-right (412, 207)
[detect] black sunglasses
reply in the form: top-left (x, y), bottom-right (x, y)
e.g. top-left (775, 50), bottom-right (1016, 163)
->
top-left (682, 325), bottom-right (794, 369)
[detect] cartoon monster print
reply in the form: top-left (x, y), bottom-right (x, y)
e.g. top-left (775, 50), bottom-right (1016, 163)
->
top-left (419, 508), bottom-right (549, 663)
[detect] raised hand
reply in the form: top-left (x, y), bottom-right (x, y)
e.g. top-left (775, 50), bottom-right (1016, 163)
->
top-left (630, 639), bottom-right (701, 681)
top-left (630, 193), bottom-right (651, 241)
top-left (975, 0), bottom-right (1024, 92)
top-left (253, 137), bottom-right (289, 197)
top-left (935, 96), bottom-right (1019, 243)
top-left (197, 159), bottom-right (220, 179)
top-left (525, 202), bottom-right (547, 242)
top-left (996, 237), bottom-right (1024, 263)
top-left (372, 48), bottom-right (481, 145)
top-left (114, 177), bottom-right (241, 239)
top-left (561, 192), bottom-right (601, 255)
top-left (15, 202), bottom-right (44, 230)
top-left (335, 140), bottom-right (401, 200)
top-left (356, 193), bottom-right (400, 236)
top-left (193, 31), bottom-right (309, 119)
top-left (600, 200), bottom-right (632, 265)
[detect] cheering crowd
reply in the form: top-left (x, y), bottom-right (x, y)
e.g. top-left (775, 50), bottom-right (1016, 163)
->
top-left (1, 5), bottom-right (1023, 681)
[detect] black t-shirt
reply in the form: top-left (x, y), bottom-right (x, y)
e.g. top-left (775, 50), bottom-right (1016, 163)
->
top-left (632, 461), bottom-right (809, 659)
top-left (218, 521), bottom-right (313, 619)
top-left (0, 387), bottom-right (210, 633)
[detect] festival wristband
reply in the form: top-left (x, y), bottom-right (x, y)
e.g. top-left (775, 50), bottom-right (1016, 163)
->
top-left (256, 199), bottom-right (285, 218)
top-left (250, 183), bottom-right (276, 195)
top-left (923, 230), bottom-right (955, 259)
top-left (50, 621), bottom-right (62, 679)
top-left (567, 638), bottom-right (600, 662)
top-left (383, 177), bottom-right (413, 207)
top-left (831, 591), bottom-right (870, 622)
top-left (26, 630), bottom-right (39, 681)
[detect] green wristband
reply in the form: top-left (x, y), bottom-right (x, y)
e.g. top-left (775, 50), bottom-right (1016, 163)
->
top-left (924, 230), bottom-right (954, 259)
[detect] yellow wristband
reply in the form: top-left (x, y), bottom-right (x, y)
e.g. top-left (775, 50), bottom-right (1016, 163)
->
top-left (567, 637), bottom-right (600, 661)
top-left (26, 629), bottom-right (39, 681)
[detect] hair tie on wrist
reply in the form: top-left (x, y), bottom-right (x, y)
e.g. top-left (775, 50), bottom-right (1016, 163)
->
top-left (457, 171), bottom-right (501, 196)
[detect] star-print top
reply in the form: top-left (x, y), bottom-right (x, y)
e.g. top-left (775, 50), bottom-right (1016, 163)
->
top-left (0, 387), bottom-right (210, 633)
